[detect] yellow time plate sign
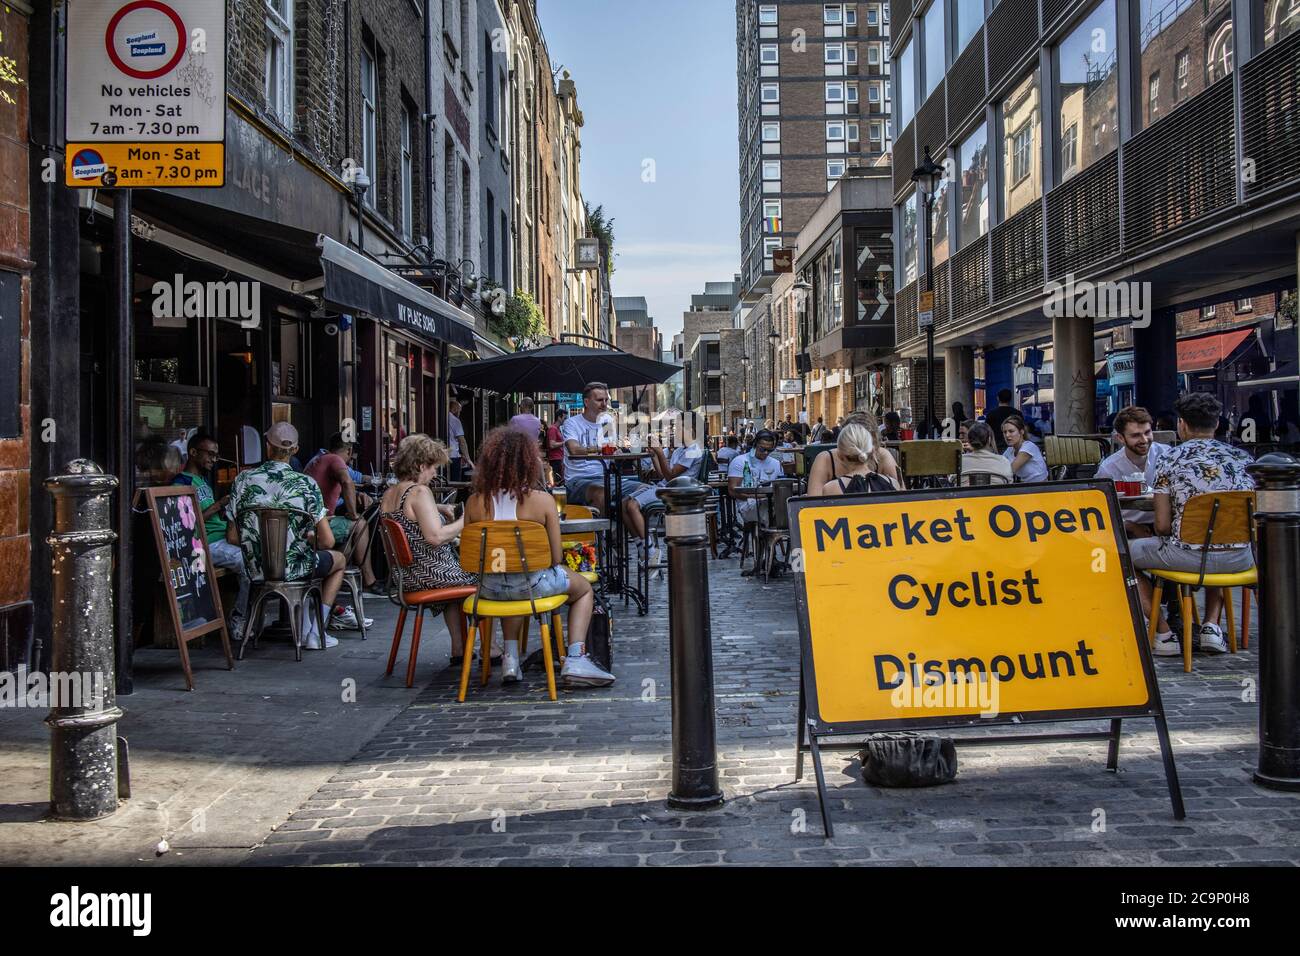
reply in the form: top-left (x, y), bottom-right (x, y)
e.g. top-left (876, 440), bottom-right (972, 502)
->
top-left (66, 142), bottom-right (224, 188)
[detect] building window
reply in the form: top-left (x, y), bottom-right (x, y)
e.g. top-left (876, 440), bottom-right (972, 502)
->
top-left (486, 190), bottom-right (496, 280)
top-left (824, 4), bottom-right (843, 25)
top-left (1061, 122), bottom-right (1078, 175)
top-left (1265, 0), bottom-right (1300, 47)
top-left (867, 7), bottom-right (879, 26)
top-left (443, 135), bottom-right (456, 258)
top-left (1000, 69), bottom-right (1040, 219)
top-left (870, 121), bottom-right (883, 140)
top-left (761, 44), bottom-right (780, 64)
top-left (897, 40), bottom-right (915, 127)
top-left (763, 199), bottom-right (782, 219)
top-left (847, 83), bottom-right (859, 103)
top-left (1175, 49), bottom-right (1189, 92)
top-left (931, 162), bottom-right (950, 266)
top-left (762, 160), bottom-right (781, 180)
top-left (758, 4), bottom-right (778, 25)
top-left (868, 83), bottom-right (881, 102)
top-left (868, 44), bottom-right (880, 65)
top-left (825, 43), bottom-right (844, 63)
top-left (826, 81), bottom-right (845, 101)
top-left (400, 105), bottom-right (414, 239)
top-left (922, 0), bottom-right (945, 97)
top-left (826, 120), bottom-right (846, 140)
top-left (1136, 1), bottom-right (1230, 130)
top-left (901, 192), bottom-right (918, 284)
top-left (1148, 72), bottom-right (1160, 117)
top-left (1207, 20), bottom-right (1234, 83)
top-left (461, 159), bottom-right (472, 261)
top-left (955, 0), bottom-right (985, 56)
top-left (500, 210), bottom-right (510, 288)
top-left (958, 123), bottom-right (988, 250)
top-left (827, 159), bottom-right (846, 178)
top-left (1055, 0), bottom-right (1117, 182)
top-left (848, 121), bottom-right (859, 141)
top-left (265, 0), bottom-right (294, 126)
top-left (761, 82), bottom-right (780, 102)
top-left (846, 6), bottom-right (856, 26)
top-left (762, 121), bottom-right (781, 141)
top-left (1202, 305), bottom-right (1217, 321)
top-left (361, 43), bottom-right (378, 208)
top-left (1236, 298), bottom-right (1253, 312)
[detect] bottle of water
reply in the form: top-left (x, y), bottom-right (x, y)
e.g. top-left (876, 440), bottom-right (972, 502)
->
top-left (743, 458), bottom-right (754, 489)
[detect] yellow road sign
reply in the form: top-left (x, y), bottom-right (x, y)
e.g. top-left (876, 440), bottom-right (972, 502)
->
top-left (66, 142), bottom-right (224, 188)
top-left (793, 484), bottom-right (1159, 728)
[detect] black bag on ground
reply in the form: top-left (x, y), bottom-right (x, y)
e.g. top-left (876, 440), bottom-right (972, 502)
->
top-left (858, 732), bottom-right (957, 788)
top-left (586, 594), bottom-right (613, 673)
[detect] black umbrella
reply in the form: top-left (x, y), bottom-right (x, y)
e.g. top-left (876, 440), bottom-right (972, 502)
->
top-left (448, 342), bottom-right (681, 394)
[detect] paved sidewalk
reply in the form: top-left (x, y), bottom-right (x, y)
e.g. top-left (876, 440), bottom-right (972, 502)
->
top-left (0, 596), bottom-right (455, 866)
top-left (249, 563), bottom-right (1300, 867)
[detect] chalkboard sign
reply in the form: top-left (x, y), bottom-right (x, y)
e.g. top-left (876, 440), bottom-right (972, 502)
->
top-left (137, 486), bottom-right (234, 690)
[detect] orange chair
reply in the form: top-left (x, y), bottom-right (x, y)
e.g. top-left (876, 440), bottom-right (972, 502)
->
top-left (1146, 492), bottom-right (1257, 673)
top-left (459, 520), bottom-right (569, 702)
top-left (378, 517), bottom-right (477, 689)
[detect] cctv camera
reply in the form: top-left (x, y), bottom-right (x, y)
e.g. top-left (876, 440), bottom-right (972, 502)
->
top-left (324, 322), bottom-right (340, 336)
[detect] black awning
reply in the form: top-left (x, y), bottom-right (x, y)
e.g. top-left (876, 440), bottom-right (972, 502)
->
top-left (317, 236), bottom-right (477, 352)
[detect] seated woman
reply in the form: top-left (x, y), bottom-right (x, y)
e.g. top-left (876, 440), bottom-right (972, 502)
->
top-left (820, 423), bottom-right (899, 495)
top-left (465, 427), bottom-right (614, 688)
top-left (380, 435), bottom-right (477, 666)
top-left (1001, 414), bottom-right (1049, 483)
top-left (807, 410), bottom-right (901, 495)
top-left (961, 422), bottom-right (1014, 485)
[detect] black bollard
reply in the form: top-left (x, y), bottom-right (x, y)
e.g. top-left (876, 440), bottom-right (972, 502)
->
top-left (1247, 453), bottom-right (1300, 791)
top-left (45, 459), bottom-right (125, 820)
top-left (658, 476), bottom-right (724, 811)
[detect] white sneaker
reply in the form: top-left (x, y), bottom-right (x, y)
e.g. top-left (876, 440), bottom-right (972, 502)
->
top-left (1198, 623), bottom-right (1228, 654)
top-left (302, 630), bottom-right (339, 650)
top-left (561, 654), bottom-right (615, 688)
top-left (1152, 632), bottom-right (1181, 657)
top-left (501, 643), bottom-right (522, 684)
top-left (331, 607), bottom-right (373, 630)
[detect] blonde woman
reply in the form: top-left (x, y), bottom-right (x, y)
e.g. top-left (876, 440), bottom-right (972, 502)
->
top-left (820, 422), bottom-right (899, 495)
top-left (380, 435), bottom-right (477, 665)
top-left (807, 410), bottom-right (900, 495)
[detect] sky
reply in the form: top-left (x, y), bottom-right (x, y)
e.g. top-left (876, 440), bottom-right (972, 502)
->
top-left (540, 0), bottom-right (740, 347)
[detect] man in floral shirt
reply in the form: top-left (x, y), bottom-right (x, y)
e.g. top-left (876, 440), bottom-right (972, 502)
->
top-left (1130, 392), bottom-right (1255, 657)
top-left (224, 422), bottom-right (345, 649)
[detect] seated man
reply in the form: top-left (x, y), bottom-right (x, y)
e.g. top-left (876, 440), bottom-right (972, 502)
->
top-left (224, 422), bottom-right (347, 649)
top-left (727, 430), bottom-right (783, 576)
top-left (562, 381), bottom-right (644, 516)
top-left (624, 440), bottom-right (706, 567)
top-left (716, 434), bottom-right (740, 467)
top-left (173, 430), bottom-right (250, 642)
top-left (304, 432), bottom-right (379, 616)
top-left (1130, 392), bottom-right (1255, 657)
top-left (1097, 405), bottom-right (1172, 539)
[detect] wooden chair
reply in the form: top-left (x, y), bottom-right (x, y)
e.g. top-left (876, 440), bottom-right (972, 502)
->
top-left (459, 520), bottom-right (569, 702)
top-left (378, 517), bottom-right (477, 689)
top-left (898, 440), bottom-right (962, 488)
top-left (1045, 435), bottom-right (1105, 479)
top-left (1145, 491), bottom-right (1257, 673)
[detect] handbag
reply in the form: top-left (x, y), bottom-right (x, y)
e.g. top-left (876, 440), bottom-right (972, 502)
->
top-left (858, 732), bottom-right (958, 788)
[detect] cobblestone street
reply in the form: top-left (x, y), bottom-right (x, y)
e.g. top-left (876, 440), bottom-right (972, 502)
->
top-left (248, 559), bottom-right (1300, 867)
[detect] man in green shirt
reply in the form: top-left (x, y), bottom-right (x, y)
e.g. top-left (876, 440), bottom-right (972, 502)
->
top-left (174, 430), bottom-right (249, 643)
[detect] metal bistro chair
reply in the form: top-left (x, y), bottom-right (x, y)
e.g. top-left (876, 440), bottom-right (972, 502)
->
top-left (758, 478), bottom-right (798, 584)
top-left (1145, 491), bottom-right (1257, 674)
top-left (338, 514), bottom-right (372, 640)
top-left (235, 506), bottom-right (327, 662)
top-left (899, 440), bottom-right (963, 489)
top-left (458, 521), bottom-right (570, 702)
top-left (1045, 435), bottom-right (1106, 480)
top-left (378, 517), bottom-right (478, 689)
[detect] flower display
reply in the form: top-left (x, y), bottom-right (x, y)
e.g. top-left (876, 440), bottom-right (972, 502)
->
top-left (177, 496), bottom-right (197, 530)
top-left (563, 543), bottom-right (599, 573)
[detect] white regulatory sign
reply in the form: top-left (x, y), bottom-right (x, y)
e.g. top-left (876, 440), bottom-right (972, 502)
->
top-left (66, 0), bottom-right (226, 143)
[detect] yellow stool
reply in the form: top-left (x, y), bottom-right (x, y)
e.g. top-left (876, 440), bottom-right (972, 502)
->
top-left (1148, 567), bottom-right (1256, 673)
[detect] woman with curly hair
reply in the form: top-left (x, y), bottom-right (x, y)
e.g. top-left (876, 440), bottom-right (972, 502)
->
top-left (465, 427), bottom-right (613, 688)
top-left (381, 434), bottom-right (478, 665)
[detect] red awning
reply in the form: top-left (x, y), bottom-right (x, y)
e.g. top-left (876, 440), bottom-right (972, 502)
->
top-left (1176, 327), bottom-right (1256, 373)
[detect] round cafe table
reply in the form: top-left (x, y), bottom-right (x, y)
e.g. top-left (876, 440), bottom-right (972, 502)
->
top-left (1118, 494), bottom-right (1156, 512)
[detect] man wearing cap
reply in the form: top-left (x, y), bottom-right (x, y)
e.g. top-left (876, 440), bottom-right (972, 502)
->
top-left (224, 422), bottom-right (347, 649)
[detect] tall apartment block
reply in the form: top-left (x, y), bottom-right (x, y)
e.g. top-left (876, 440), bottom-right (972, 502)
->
top-left (736, 1), bottom-right (894, 301)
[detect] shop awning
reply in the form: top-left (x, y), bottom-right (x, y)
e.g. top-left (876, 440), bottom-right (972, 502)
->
top-left (317, 236), bottom-right (477, 353)
top-left (1176, 327), bottom-right (1256, 373)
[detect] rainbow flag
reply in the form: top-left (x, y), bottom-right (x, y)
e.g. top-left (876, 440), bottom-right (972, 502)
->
top-left (764, 217), bottom-right (782, 233)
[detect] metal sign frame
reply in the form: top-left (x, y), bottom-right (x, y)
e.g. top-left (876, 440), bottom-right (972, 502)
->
top-left (788, 479), bottom-right (1184, 837)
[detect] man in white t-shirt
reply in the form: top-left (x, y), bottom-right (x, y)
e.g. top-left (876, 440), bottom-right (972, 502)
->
top-left (447, 399), bottom-right (473, 482)
top-left (1096, 405), bottom-right (1171, 538)
top-left (562, 382), bottom-right (644, 515)
top-left (727, 430), bottom-right (783, 528)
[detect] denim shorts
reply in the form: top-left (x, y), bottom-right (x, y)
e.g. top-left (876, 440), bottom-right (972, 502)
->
top-left (478, 564), bottom-right (570, 602)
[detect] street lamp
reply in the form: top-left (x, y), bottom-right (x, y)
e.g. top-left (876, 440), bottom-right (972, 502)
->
top-left (793, 275), bottom-right (812, 425)
top-left (741, 353), bottom-right (751, 428)
top-left (769, 325), bottom-right (780, 428)
top-left (911, 146), bottom-right (943, 438)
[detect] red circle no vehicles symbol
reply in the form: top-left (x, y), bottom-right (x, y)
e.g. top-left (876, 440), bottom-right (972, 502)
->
top-left (106, 0), bottom-right (187, 80)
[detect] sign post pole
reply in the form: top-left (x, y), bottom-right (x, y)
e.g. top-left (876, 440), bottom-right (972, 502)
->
top-left (659, 477), bottom-right (724, 811)
top-left (1248, 453), bottom-right (1300, 790)
top-left (45, 460), bottom-right (125, 821)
